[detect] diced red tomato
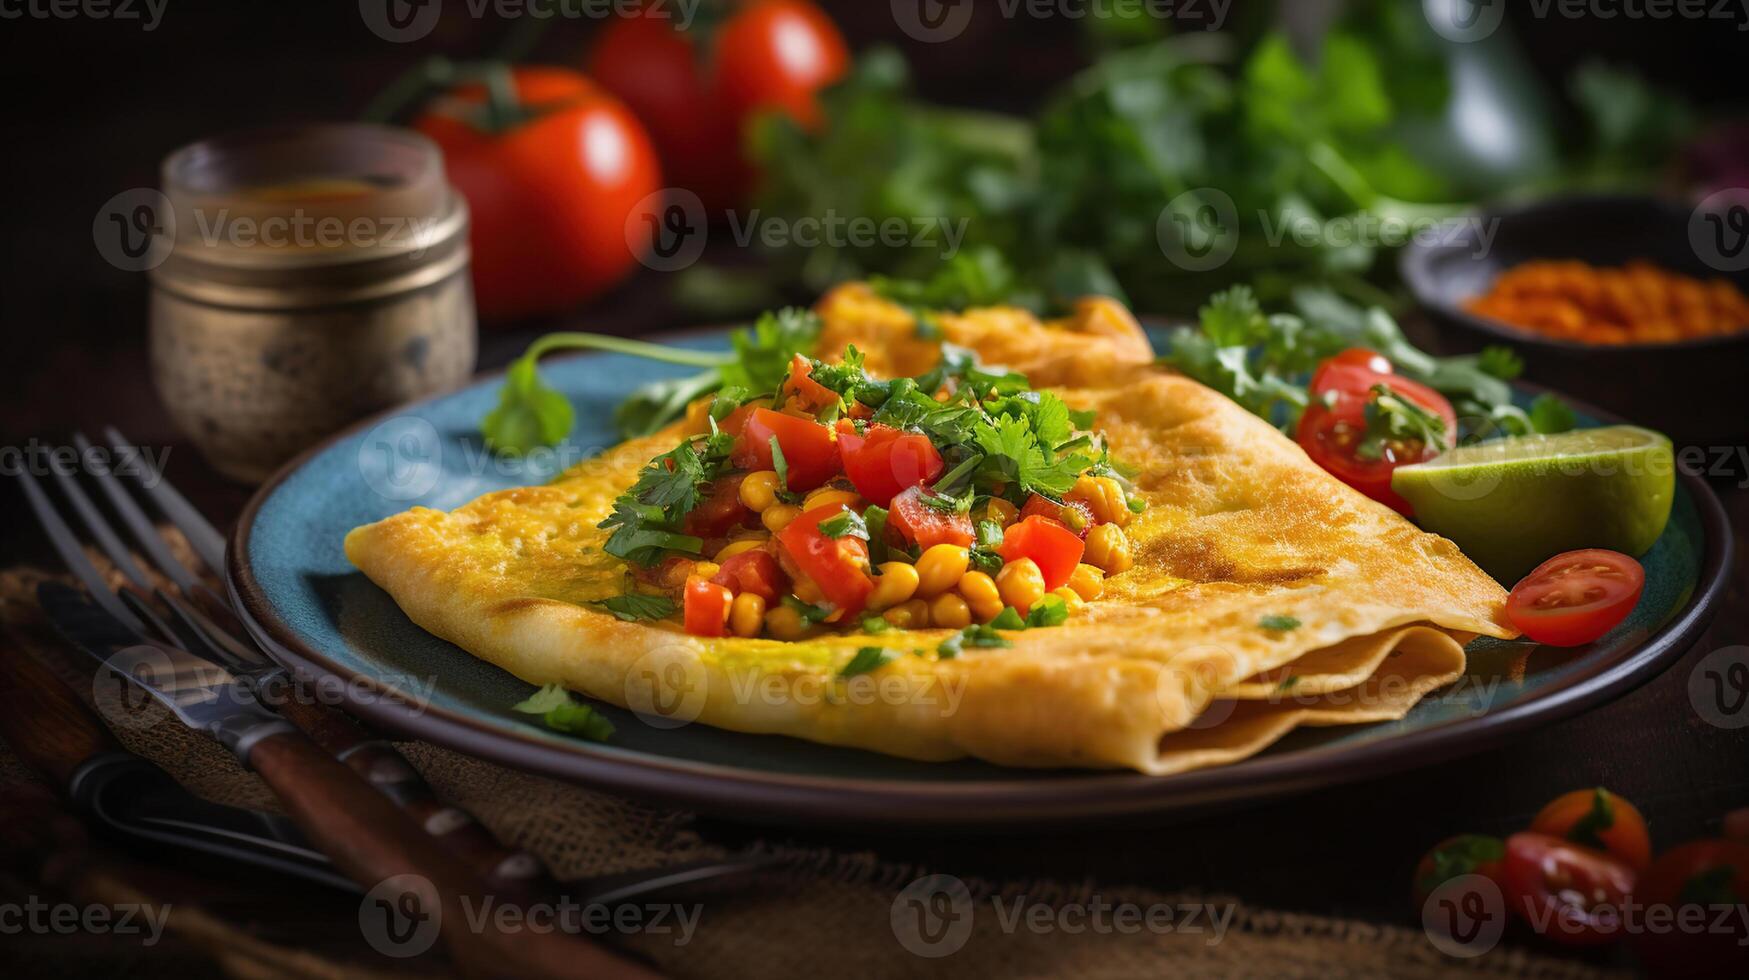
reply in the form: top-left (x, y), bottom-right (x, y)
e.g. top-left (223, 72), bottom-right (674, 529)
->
top-left (683, 577), bottom-right (733, 637)
top-left (732, 407), bottom-right (840, 490)
top-left (836, 421), bottom-right (945, 507)
top-left (1296, 357), bottom-right (1457, 515)
top-left (777, 504), bottom-right (873, 616)
top-left (780, 354), bottom-right (841, 413)
top-left (1020, 494), bottom-right (1095, 537)
top-left (887, 485), bottom-right (974, 549)
top-left (1500, 832), bottom-right (1636, 946)
top-left (1507, 549), bottom-right (1645, 647)
top-left (682, 474), bottom-right (753, 537)
top-left (711, 549), bottom-right (788, 603)
top-left (998, 516), bottom-right (1085, 590)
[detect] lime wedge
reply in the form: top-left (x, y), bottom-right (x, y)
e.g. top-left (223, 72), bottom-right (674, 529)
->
top-left (1391, 425), bottom-right (1675, 583)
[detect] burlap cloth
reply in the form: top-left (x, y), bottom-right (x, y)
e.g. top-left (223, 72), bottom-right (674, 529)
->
top-left (0, 542), bottom-right (1617, 980)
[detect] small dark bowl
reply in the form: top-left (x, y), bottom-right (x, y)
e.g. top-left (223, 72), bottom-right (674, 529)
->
top-left (1401, 193), bottom-right (1749, 447)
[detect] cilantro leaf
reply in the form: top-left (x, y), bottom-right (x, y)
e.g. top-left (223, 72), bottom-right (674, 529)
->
top-left (512, 684), bottom-right (614, 741)
top-left (817, 507), bottom-right (869, 540)
top-left (1025, 593), bottom-right (1069, 628)
top-left (989, 607), bottom-right (1027, 630)
top-left (839, 646), bottom-right (896, 677)
top-left (483, 355), bottom-right (575, 455)
top-left (1356, 384), bottom-right (1449, 462)
top-left (1529, 394), bottom-right (1578, 435)
top-left (589, 594), bottom-right (677, 622)
top-left (1260, 615), bottom-right (1301, 632)
top-left (863, 504), bottom-right (890, 564)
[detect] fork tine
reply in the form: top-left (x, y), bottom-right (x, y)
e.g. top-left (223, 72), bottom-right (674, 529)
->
top-left (103, 426), bottom-right (227, 575)
top-left (74, 432), bottom-right (202, 596)
top-left (158, 590), bottom-right (268, 669)
top-left (16, 470), bottom-right (148, 635)
top-left (45, 463), bottom-right (155, 593)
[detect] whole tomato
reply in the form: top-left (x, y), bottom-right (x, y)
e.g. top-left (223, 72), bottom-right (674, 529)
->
top-left (415, 66), bottom-right (663, 320)
top-left (1634, 839), bottom-right (1749, 979)
top-left (587, 0), bottom-right (847, 210)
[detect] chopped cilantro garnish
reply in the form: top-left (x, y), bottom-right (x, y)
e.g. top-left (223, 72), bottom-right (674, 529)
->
top-left (596, 439), bottom-right (723, 566)
top-left (767, 435), bottom-right (800, 503)
top-left (938, 623), bottom-right (1014, 659)
top-left (861, 616), bottom-right (890, 634)
top-left (1025, 594), bottom-right (1069, 628)
top-left (589, 594), bottom-right (677, 622)
top-left (512, 684), bottom-right (615, 741)
top-left (1357, 384), bottom-right (1449, 462)
top-left (1260, 615), bottom-right (1301, 632)
top-left (817, 507), bottom-right (869, 540)
top-left (863, 504), bottom-right (890, 564)
top-left (839, 646), bottom-right (896, 677)
top-left (989, 607), bottom-right (1027, 630)
top-left (782, 594), bottom-right (834, 624)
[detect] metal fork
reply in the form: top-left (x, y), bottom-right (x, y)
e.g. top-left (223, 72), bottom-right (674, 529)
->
top-left (19, 429), bottom-right (556, 898)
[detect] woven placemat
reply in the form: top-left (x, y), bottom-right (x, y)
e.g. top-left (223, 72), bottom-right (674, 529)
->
top-left (0, 545), bottom-right (1617, 980)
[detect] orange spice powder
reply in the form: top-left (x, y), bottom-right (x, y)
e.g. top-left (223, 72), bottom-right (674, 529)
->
top-left (1465, 259), bottom-right (1749, 345)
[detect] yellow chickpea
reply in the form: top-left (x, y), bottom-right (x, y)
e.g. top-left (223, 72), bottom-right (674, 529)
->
top-left (761, 503), bottom-right (802, 533)
top-left (1067, 563), bottom-right (1105, 601)
top-left (996, 558), bottom-right (1046, 612)
top-left (883, 598), bottom-right (930, 630)
top-left (802, 488), bottom-right (861, 513)
top-left (792, 575), bottom-right (826, 606)
top-left (1084, 523), bottom-right (1134, 575)
top-left (980, 497), bottom-right (1019, 528)
top-left (1050, 587), bottom-right (1085, 613)
top-left (729, 592), bottom-right (766, 637)
top-left (739, 471), bottom-right (781, 512)
top-left (714, 538), bottom-right (767, 561)
top-left (956, 570), bottom-right (1005, 623)
top-left (763, 604), bottom-right (808, 640)
top-left (929, 593), bottom-right (972, 630)
top-left (1067, 475), bottom-right (1131, 527)
top-left (914, 545), bottom-right (970, 598)
top-left (867, 561), bottom-right (921, 611)
top-left (691, 561), bottom-right (721, 580)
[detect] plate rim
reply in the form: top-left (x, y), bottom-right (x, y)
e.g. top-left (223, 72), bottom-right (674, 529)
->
top-left (227, 341), bottom-right (1736, 827)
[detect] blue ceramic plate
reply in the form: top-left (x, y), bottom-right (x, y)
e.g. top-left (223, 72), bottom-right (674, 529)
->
top-left (229, 330), bottom-right (1733, 827)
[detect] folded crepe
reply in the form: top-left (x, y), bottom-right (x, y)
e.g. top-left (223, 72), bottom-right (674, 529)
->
top-left (346, 287), bottom-right (1514, 774)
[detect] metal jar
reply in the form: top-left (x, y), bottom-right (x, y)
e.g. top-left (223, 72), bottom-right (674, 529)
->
top-left (149, 125), bottom-right (476, 483)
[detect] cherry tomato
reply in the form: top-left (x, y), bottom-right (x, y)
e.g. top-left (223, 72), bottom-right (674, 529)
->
top-left (1634, 840), bottom-right (1749, 978)
top-left (732, 408), bottom-right (840, 491)
top-left (683, 577), bottom-right (733, 637)
top-left (1413, 834), bottom-right (1506, 907)
top-left (1724, 807), bottom-right (1749, 843)
top-left (998, 516), bottom-right (1086, 590)
top-left (711, 548), bottom-right (787, 603)
top-left (1530, 788), bottom-right (1653, 871)
top-left (887, 485), bottom-right (974, 550)
top-left (1020, 494), bottom-right (1095, 538)
top-left (780, 355), bottom-right (841, 414)
top-left (1500, 832), bottom-right (1637, 946)
top-left (777, 504), bottom-right (873, 616)
top-left (1321, 347), bottom-right (1393, 377)
top-left (1507, 550), bottom-right (1645, 647)
top-left (415, 67), bottom-right (663, 320)
top-left (1295, 357), bottom-right (1456, 515)
top-left (587, 1), bottom-right (846, 210)
top-left (836, 422), bottom-right (945, 508)
top-left (682, 474), bottom-right (753, 538)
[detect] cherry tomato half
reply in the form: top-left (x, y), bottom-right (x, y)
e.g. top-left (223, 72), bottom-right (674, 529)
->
top-left (836, 421), bottom-right (945, 508)
top-left (1531, 788), bottom-right (1653, 871)
top-left (1634, 839), bottom-right (1749, 979)
top-left (777, 504), bottom-right (873, 617)
top-left (1500, 832), bottom-right (1637, 946)
top-left (733, 408), bottom-right (840, 491)
top-left (1413, 834), bottom-right (1506, 908)
top-left (683, 577), bottom-right (733, 637)
top-left (887, 485), bottom-right (974, 550)
top-left (998, 516), bottom-right (1086, 590)
top-left (711, 548), bottom-right (788, 603)
top-left (1507, 549), bottom-right (1645, 647)
top-left (1295, 357), bottom-right (1456, 515)
top-left (780, 354), bottom-right (841, 414)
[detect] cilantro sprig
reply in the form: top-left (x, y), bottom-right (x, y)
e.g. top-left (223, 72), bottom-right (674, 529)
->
top-left (512, 684), bottom-right (615, 741)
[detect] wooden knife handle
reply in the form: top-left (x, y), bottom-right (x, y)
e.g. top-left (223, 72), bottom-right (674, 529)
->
top-left (0, 627), bottom-right (119, 787)
top-left (246, 729), bottom-right (662, 980)
top-left (273, 694), bottom-right (553, 899)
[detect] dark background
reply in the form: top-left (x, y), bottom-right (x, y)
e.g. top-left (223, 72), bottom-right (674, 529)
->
top-left (1, 0), bottom-right (1747, 969)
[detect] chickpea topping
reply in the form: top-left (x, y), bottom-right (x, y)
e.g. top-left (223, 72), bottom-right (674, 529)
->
top-left (1050, 586), bottom-right (1085, 612)
top-left (867, 561), bottom-right (921, 611)
top-left (996, 558), bottom-right (1046, 613)
top-left (981, 498), bottom-right (1019, 528)
top-left (929, 593), bottom-right (973, 630)
top-left (914, 545), bottom-right (971, 598)
top-left (1067, 563), bottom-right (1106, 601)
top-left (729, 592), bottom-right (766, 637)
top-left (714, 538), bottom-right (767, 560)
top-left (690, 561), bottom-right (721, 580)
top-left (802, 487), bottom-right (862, 513)
top-left (1084, 524), bottom-right (1134, 575)
top-left (739, 471), bottom-right (781, 512)
top-left (956, 570), bottom-right (1005, 623)
top-left (763, 604), bottom-right (809, 640)
top-left (883, 598), bottom-right (930, 630)
top-left (792, 575), bottom-right (826, 606)
top-left (1067, 475), bottom-right (1131, 527)
top-left (761, 503), bottom-right (802, 533)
